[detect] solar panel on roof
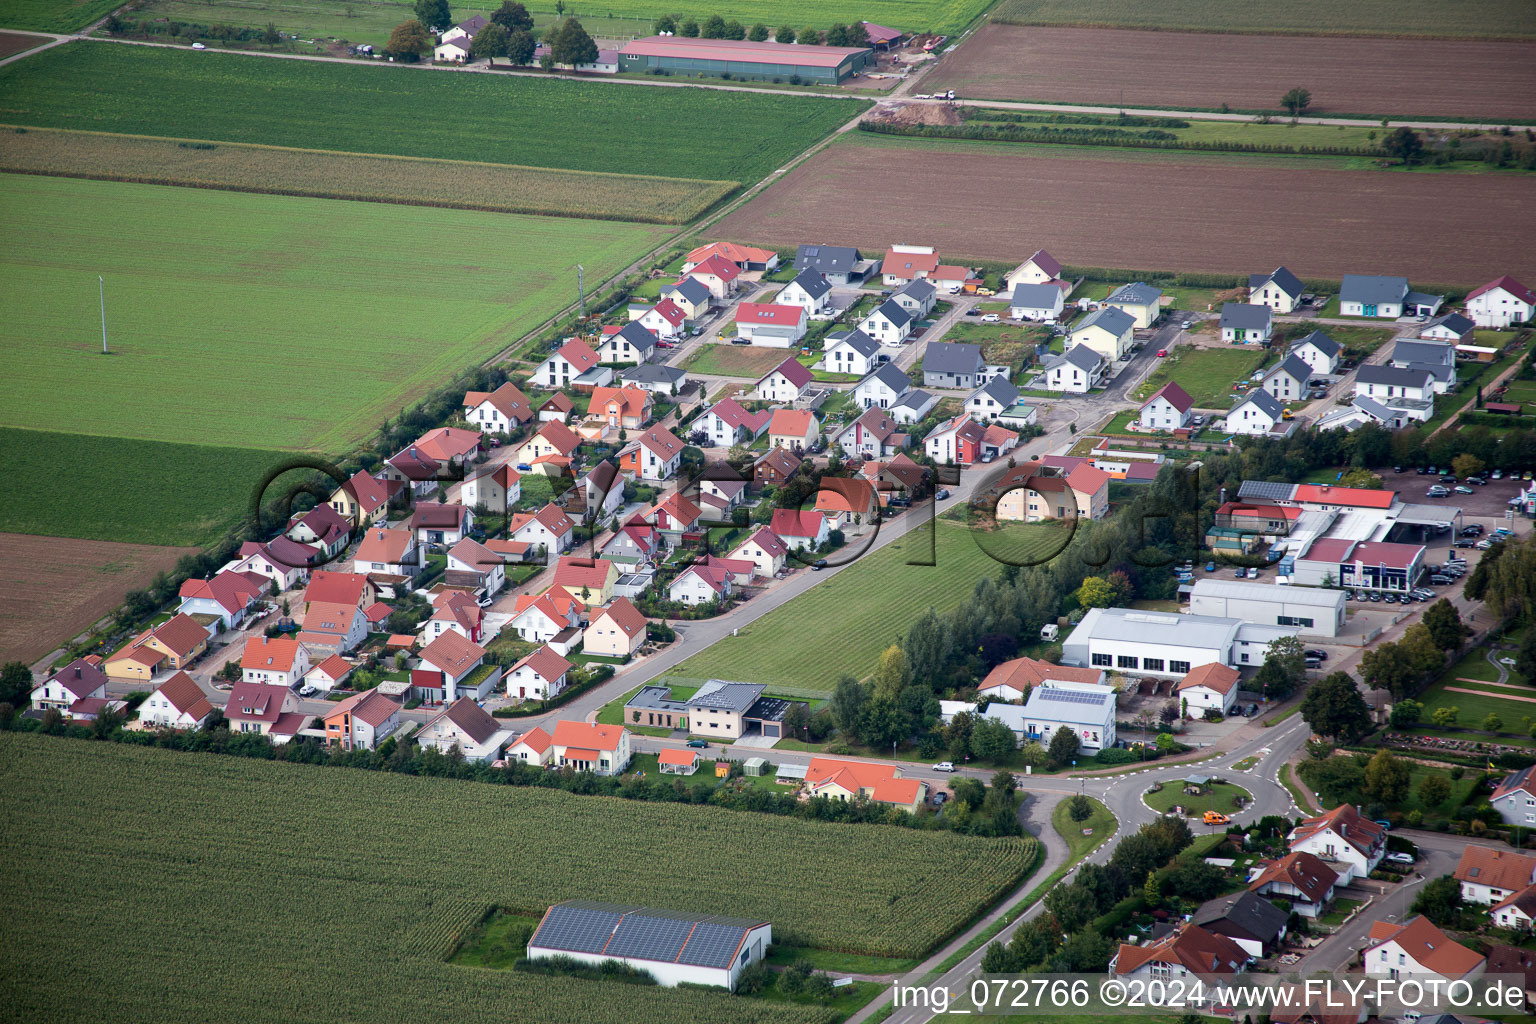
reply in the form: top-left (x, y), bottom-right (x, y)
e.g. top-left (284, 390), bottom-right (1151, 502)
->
top-left (677, 921), bottom-right (748, 968)
top-left (1038, 689), bottom-right (1108, 706)
top-left (605, 913), bottom-right (695, 962)
top-left (532, 903), bottom-right (625, 954)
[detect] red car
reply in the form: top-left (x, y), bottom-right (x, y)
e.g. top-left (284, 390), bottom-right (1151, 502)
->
top-left (1156, 349), bottom-right (1168, 357)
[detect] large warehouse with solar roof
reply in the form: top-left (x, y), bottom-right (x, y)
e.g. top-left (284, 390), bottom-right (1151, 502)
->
top-left (527, 900), bottom-right (772, 990)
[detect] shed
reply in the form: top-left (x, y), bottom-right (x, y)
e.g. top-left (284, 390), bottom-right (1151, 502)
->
top-left (742, 756), bottom-right (768, 777)
top-left (776, 762), bottom-right (808, 782)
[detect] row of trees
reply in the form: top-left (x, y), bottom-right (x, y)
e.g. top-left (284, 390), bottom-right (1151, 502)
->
top-left (653, 14), bottom-right (870, 47)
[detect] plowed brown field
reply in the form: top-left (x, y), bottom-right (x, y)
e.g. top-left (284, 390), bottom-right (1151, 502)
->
top-left (923, 25), bottom-right (1536, 120)
top-left (714, 138), bottom-right (1535, 286)
top-left (0, 534), bottom-right (194, 663)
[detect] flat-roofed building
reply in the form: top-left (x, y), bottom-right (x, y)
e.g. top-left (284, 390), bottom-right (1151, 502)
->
top-left (618, 36), bottom-right (872, 83)
top-left (1189, 578), bottom-right (1346, 638)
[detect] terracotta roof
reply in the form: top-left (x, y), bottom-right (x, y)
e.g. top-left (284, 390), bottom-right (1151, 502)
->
top-left (552, 719), bottom-right (626, 753)
top-left (448, 537), bottom-right (501, 572)
top-left (464, 381), bottom-right (533, 423)
top-left (512, 592), bottom-right (578, 628)
top-left (1249, 851), bottom-right (1338, 904)
top-left (541, 393), bottom-right (576, 414)
top-left (241, 636), bottom-right (304, 673)
top-left (805, 757), bottom-right (923, 804)
top-left (425, 697), bottom-right (501, 746)
top-left (1365, 916), bottom-right (1483, 978)
top-left (178, 570), bottom-right (265, 614)
top-left (309, 654), bottom-right (354, 682)
top-left (1113, 924), bottom-right (1248, 977)
top-left (770, 508), bottom-right (825, 539)
top-left (326, 688), bottom-right (399, 729)
top-left (511, 725), bottom-right (553, 754)
top-left (301, 601), bottom-right (361, 638)
top-left (688, 252), bottom-right (742, 281)
top-left (740, 527), bottom-right (788, 558)
top-left (530, 419), bottom-right (582, 456)
top-left (736, 302), bottom-right (804, 326)
top-left (412, 427), bottom-right (481, 464)
top-left (533, 503), bottom-right (575, 536)
top-left (1176, 662), bottom-right (1241, 696)
top-left (658, 747), bottom-right (699, 767)
top-left (340, 470), bottom-right (388, 513)
top-left (815, 477), bottom-right (876, 515)
top-left (554, 338), bottom-right (600, 372)
top-left (587, 386), bottom-right (652, 422)
top-left (593, 597), bottom-right (648, 639)
top-left (685, 241), bottom-right (776, 267)
top-left (1215, 501), bottom-right (1302, 521)
top-left (418, 630), bottom-right (485, 678)
top-left (673, 563), bottom-right (731, 594)
top-left (1454, 846), bottom-right (1536, 893)
top-left (553, 556), bottom-right (616, 592)
top-left (982, 424), bottom-right (1018, 448)
top-left (485, 538), bottom-right (531, 558)
top-left (1492, 883), bottom-right (1536, 920)
top-left (356, 527), bottom-right (415, 565)
top-left (146, 613), bottom-right (209, 659)
top-left (653, 490), bottom-right (703, 526)
top-left (226, 682), bottom-right (290, 724)
top-left (1291, 804), bottom-right (1385, 858)
top-left (635, 424), bottom-right (685, 460)
top-left (510, 645), bottom-right (572, 683)
top-left (1292, 484), bottom-right (1395, 509)
top-left (881, 247), bottom-right (940, 279)
top-left (768, 409), bottom-right (816, 438)
top-left (1064, 462), bottom-right (1110, 495)
top-left (152, 671), bottom-right (213, 721)
top-left (981, 656), bottom-right (1102, 695)
top-left (306, 571), bottom-right (371, 608)
top-left (1468, 274), bottom-right (1536, 305)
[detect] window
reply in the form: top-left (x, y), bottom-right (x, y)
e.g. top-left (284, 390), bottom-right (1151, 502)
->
top-left (1117, 655), bottom-right (1139, 669)
top-left (1142, 658), bottom-right (1165, 672)
top-left (1091, 653), bottom-right (1112, 667)
top-left (1170, 660), bottom-right (1191, 674)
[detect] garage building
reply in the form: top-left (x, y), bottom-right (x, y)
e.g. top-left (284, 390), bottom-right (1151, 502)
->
top-left (1188, 578), bottom-right (1346, 638)
top-left (528, 900), bottom-right (771, 989)
top-left (618, 36), bottom-right (873, 84)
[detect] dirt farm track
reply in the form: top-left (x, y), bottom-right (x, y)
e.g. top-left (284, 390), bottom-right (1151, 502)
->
top-left (0, 534), bottom-right (195, 665)
top-left (923, 25), bottom-right (1536, 121)
top-left (715, 138), bottom-right (1536, 287)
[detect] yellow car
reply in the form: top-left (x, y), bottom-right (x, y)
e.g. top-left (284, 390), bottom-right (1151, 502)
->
top-left (1202, 810), bottom-right (1231, 825)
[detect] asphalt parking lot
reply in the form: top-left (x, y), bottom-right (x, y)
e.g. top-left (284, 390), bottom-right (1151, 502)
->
top-left (1379, 467), bottom-right (1527, 518)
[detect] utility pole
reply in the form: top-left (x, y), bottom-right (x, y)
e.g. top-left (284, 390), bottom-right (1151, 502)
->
top-left (576, 264), bottom-right (585, 318)
top-left (99, 275), bottom-right (108, 354)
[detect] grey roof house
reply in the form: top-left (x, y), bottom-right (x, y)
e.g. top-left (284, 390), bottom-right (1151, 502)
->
top-left (1249, 266), bottom-right (1304, 304)
top-left (794, 244), bottom-right (876, 285)
top-left (1219, 302), bottom-right (1273, 339)
top-left (922, 341), bottom-right (985, 390)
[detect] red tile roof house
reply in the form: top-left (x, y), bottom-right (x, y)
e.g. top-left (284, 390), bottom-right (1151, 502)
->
top-left (1363, 915), bottom-right (1485, 981)
top-left (682, 241), bottom-right (779, 273)
top-left (1248, 850), bottom-right (1339, 918)
top-left (306, 570), bottom-right (377, 611)
top-left (583, 597), bottom-right (650, 658)
top-left (767, 409), bottom-right (820, 451)
top-left (1454, 846), bottom-right (1536, 906)
top-left (421, 590), bottom-right (485, 644)
top-left (445, 537), bottom-right (506, 596)
top-left (461, 462), bottom-right (521, 515)
top-left (651, 491), bottom-right (703, 537)
top-left (227, 537), bottom-right (317, 591)
top-left (463, 381), bottom-right (534, 435)
top-left (328, 469), bottom-right (391, 528)
top-left (303, 653), bottom-right (355, 693)
top-left (322, 689), bottom-right (402, 751)
top-left (296, 600), bottom-right (369, 655)
top-left (417, 630), bottom-right (499, 702)
top-left (240, 636), bottom-right (312, 688)
top-left (1138, 381), bottom-right (1195, 431)
top-left (804, 757), bottom-right (927, 811)
top-left (668, 563), bottom-right (734, 606)
top-left (508, 503), bottom-right (576, 562)
top-left (505, 725), bottom-right (554, 766)
top-left (412, 503), bottom-right (473, 548)
top-left (551, 720), bottom-right (632, 775)
top-left (881, 245), bottom-right (940, 286)
top-left (618, 424), bottom-right (686, 482)
top-left (1109, 924), bottom-right (1249, 980)
top-left (599, 521), bottom-right (661, 566)
top-left (835, 407), bottom-right (906, 459)
top-left (1287, 805), bottom-right (1386, 884)
top-left (658, 747), bottom-right (701, 775)
top-left (769, 509), bottom-right (829, 552)
top-left (734, 302), bottom-right (808, 347)
top-left (923, 414), bottom-right (985, 466)
top-left (382, 445), bottom-right (444, 498)
top-left (30, 658), bottom-right (107, 712)
top-left (140, 671), bottom-right (215, 730)
top-left (354, 526), bottom-right (423, 578)
top-left (105, 612), bottom-right (212, 682)
top-left (633, 297), bottom-right (688, 340)
top-left (533, 338), bottom-right (602, 389)
top-left (538, 392), bottom-right (577, 423)
top-left (752, 356), bottom-right (815, 404)
top-left (703, 555), bottom-right (756, 587)
top-left (731, 527), bottom-right (789, 578)
top-left (418, 698), bottom-right (515, 763)
top-left (978, 656), bottom-right (1104, 703)
top-left (509, 591), bottom-right (583, 645)
top-left (699, 397), bottom-right (770, 447)
top-left (286, 502), bottom-right (351, 561)
top-left (814, 477), bottom-right (876, 525)
top-left (1175, 662), bottom-right (1242, 718)
top-left (682, 253), bottom-right (741, 300)
top-left (507, 645), bottom-right (573, 701)
top-left (753, 446), bottom-right (803, 490)
top-left (225, 681), bottom-right (310, 745)
top-left (177, 570), bottom-right (269, 630)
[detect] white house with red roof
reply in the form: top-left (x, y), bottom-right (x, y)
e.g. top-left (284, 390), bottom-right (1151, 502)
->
top-left (463, 381), bottom-right (534, 434)
top-left (422, 591), bottom-right (486, 644)
top-left (618, 424), bottom-right (685, 482)
top-left (804, 757), bottom-right (927, 812)
top-left (731, 528), bottom-right (789, 578)
top-left (509, 591), bottom-right (582, 643)
top-left (633, 298), bottom-right (687, 339)
top-left (355, 526), bottom-right (422, 578)
top-left (923, 414), bottom-right (985, 465)
top-left (297, 599), bottom-right (369, 654)
top-left (584, 597), bottom-right (649, 657)
top-left (880, 244), bottom-right (938, 286)
top-left (1288, 804), bottom-right (1386, 883)
top-left (682, 241), bottom-right (778, 274)
top-left (669, 563), bottom-right (733, 606)
top-left (418, 698), bottom-right (514, 762)
top-left (1005, 249), bottom-right (1064, 292)
top-left (508, 503), bottom-right (575, 561)
top-left (226, 681), bottom-right (309, 744)
top-left (31, 658), bottom-right (107, 712)
top-left (177, 570), bottom-right (268, 630)
top-left (515, 420), bottom-right (582, 468)
top-left (683, 253), bottom-right (741, 300)
top-left (767, 409), bottom-right (820, 451)
top-left (140, 671), bottom-right (215, 730)
top-left (241, 636), bottom-right (311, 688)
top-left (418, 630), bottom-right (499, 701)
top-left (835, 407), bottom-right (905, 458)
top-left (322, 689), bottom-right (401, 751)
top-left (651, 491), bottom-right (704, 538)
top-left (769, 509), bottom-right (829, 552)
top-left (600, 520), bottom-right (661, 565)
top-left (533, 338), bottom-right (601, 389)
top-left (505, 726), bottom-right (554, 766)
top-left (1467, 274), bottom-right (1535, 328)
top-left (1364, 916), bottom-right (1484, 981)
top-left (1139, 381), bottom-right (1195, 431)
top-left (304, 654), bottom-right (355, 692)
top-left (461, 462), bottom-right (521, 514)
top-left (1110, 924), bottom-right (1248, 980)
top-left (978, 656), bottom-right (1105, 703)
top-left (412, 427), bottom-right (483, 467)
top-left (507, 645), bottom-right (572, 701)
top-left (752, 357), bottom-right (815, 404)
top-left (1453, 846), bottom-right (1536, 905)
top-left (1175, 662), bottom-right (1241, 716)
top-left (1248, 850), bottom-right (1338, 918)
top-left (446, 537), bottom-right (506, 596)
top-left (699, 397), bottom-right (770, 446)
top-left (734, 303), bottom-right (807, 346)
top-left (551, 720), bottom-right (632, 774)
top-left (286, 503), bottom-right (350, 561)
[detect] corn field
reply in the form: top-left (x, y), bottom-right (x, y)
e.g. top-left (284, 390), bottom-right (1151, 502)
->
top-left (0, 734), bottom-right (1034, 1022)
top-left (0, 127), bottom-right (734, 224)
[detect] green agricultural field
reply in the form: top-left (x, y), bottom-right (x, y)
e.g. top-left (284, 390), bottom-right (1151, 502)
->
top-left (0, 44), bottom-right (865, 185)
top-left (675, 520), bottom-right (1065, 694)
top-left (128, 0), bottom-right (991, 44)
top-left (0, 734), bottom-right (1034, 1024)
top-left (0, 426), bottom-right (296, 545)
top-left (991, 0), bottom-right (1536, 39)
top-left (0, 0), bottom-right (120, 32)
top-left (1131, 346), bottom-right (1270, 409)
top-left (0, 126), bottom-right (736, 223)
top-left (0, 173), bottom-right (668, 451)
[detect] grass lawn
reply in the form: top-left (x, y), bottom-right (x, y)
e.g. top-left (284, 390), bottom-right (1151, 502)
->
top-left (0, 43), bottom-right (866, 185)
top-left (941, 319), bottom-right (1053, 370)
top-left (0, 426), bottom-right (298, 545)
top-left (1306, 759), bottom-right (1481, 817)
top-left (0, 174), bottom-right (667, 453)
top-left (674, 520), bottom-right (1066, 695)
top-left (1319, 898), bottom-right (1365, 928)
top-left (990, 0), bottom-right (1535, 38)
top-left (1131, 346), bottom-right (1271, 409)
top-left (1142, 780), bottom-right (1251, 817)
top-left (1052, 794), bottom-right (1117, 860)
top-left (447, 909), bottom-right (542, 970)
top-left (764, 945), bottom-right (917, 975)
top-left (685, 344), bottom-right (791, 377)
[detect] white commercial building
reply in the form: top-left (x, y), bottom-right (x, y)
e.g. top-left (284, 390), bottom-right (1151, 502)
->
top-left (981, 681), bottom-right (1117, 755)
top-left (1060, 607), bottom-right (1297, 676)
top-left (527, 901), bottom-right (771, 990)
top-left (1188, 578), bottom-right (1346, 638)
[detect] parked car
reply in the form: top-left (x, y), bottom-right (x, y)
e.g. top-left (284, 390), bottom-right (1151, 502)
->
top-left (686, 739), bottom-right (709, 748)
top-left (932, 761), bottom-right (956, 772)
top-left (1460, 525), bottom-right (1484, 537)
top-left (1426, 486), bottom-right (1449, 498)
top-left (1305, 656), bottom-right (1323, 668)
top-left (965, 308), bottom-right (981, 317)
top-left (1368, 592), bottom-right (1382, 602)
top-left (1467, 476), bottom-right (1487, 485)
top-left (1429, 574), bottom-right (1455, 585)
top-left (1233, 567), bottom-right (1246, 578)
top-left (730, 337), bottom-right (750, 345)
top-left (980, 314), bottom-right (1000, 323)
top-left (1454, 485), bottom-right (1475, 495)
top-left (692, 326), bottom-right (705, 336)
top-left (810, 559), bottom-right (828, 571)
top-left (1181, 321), bottom-right (1192, 330)
top-left (1246, 567), bottom-right (1260, 579)
top-left (1387, 851), bottom-right (1416, 865)
top-left (1476, 538), bottom-right (1494, 549)
top-left (1204, 561), bottom-right (1216, 572)
top-left (1191, 414), bottom-right (1205, 426)
top-left (1492, 469), bottom-right (1504, 479)
top-left (1416, 466), bottom-right (1431, 475)
top-left (1304, 649), bottom-right (1329, 661)
top-left (1440, 474), bottom-right (1459, 483)
top-left (191, 41), bottom-right (207, 49)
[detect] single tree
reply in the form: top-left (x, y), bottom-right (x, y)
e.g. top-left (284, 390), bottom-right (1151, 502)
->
top-left (0, 661), bottom-right (32, 705)
top-left (385, 19), bottom-right (431, 60)
top-left (848, 21), bottom-right (869, 46)
top-left (1422, 599), bottom-right (1470, 652)
top-left (1384, 126), bottom-right (1425, 165)
top-left (775, 25), bottom-right (795, 43)
top-left (1047, 724), bottom-right (1081, 768)
top-left (1485, 712), bottom-right (1505, 733)
top-left (1430, 705), bottom-right (1459, 728)
top-left (472, 22), bottom-right (510, 58)
top-left (970, 717), bottom-right (1017, 762)
top-left (1418, 773), bottom-right (1451, 808)
top-left (1410, 875), bottom-right (1462, 926)
top-left (700, 14), bottom-right (726, 38)
top-left (492, 0), bottom-right (534, 31)
top-left (871, 644), bottom-right (912, 701)
top-left (506, 27), bottom-right (535, 64)
top-left (413, 0), bottom-right (452, 31)
top-left (1068, 793), bottom-right (1093, 822)
top-left (679, 17), bottom-right (699, 36)
top-left (1075, 575), bottom-right (1119, 609)
top-left (1300, 671), bottom-right (1372, 742)
top-left (1389, 698), bottom-right (1423, 728)
top-left (1451, 453), bottom-right (1485, 479)
top-left (799, 25), bottom-right (821, 44)
top-left (1280, 87), bottom-right (1312, 116)
top-left (722, 19), bottom-right (746, 39)
top-left (261, 21), bottom-right (282, 45)
top-left (824, 23), bottom-right (850, 46)
top-left (550, 17), bottom-right (597, 67)
top-left (748, 22), bottom-right (769, 41)
top-left (829, 675), bottom-right (868, 741)
top-left (981, 940), bottom-right (1013, 974)
top-left (653, 13), bottom-right (676, 34)
top-left (1363, 749), bottom-right (1411, 805)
